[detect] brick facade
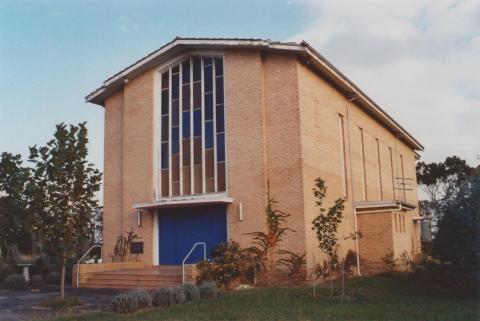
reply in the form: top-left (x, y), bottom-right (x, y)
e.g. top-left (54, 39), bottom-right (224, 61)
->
top-left (96, 40), bottom-right (422, 274)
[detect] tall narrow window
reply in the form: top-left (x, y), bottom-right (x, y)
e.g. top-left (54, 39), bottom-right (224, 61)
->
top-left (160, 72), bottom-right (170, 197)
top-left (171, 67), bottom-right (181, 196)
top-left (158, 55), bottom-right (226, 198)
top-left (394, 214), bottom-right (398, 233)
top-left (400, 154), bottom-right (406, 201)
top-left (360, 127), bottom-right (367, 201)
top-left (338, 114), bottom-right (348, 198)
top-left (376, 138), bottom-right (383, 200)
top-left (389, 147), bottom-right (395, 200)
top-left (215, 57), bottom-right (226, 192)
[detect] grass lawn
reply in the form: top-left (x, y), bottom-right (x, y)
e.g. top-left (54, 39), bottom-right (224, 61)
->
top-left (49, 275), bottom-right (478, 321)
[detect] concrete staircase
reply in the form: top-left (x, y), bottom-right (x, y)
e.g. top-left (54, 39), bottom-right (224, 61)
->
top-left (81, 265), bottom-right (189, 289)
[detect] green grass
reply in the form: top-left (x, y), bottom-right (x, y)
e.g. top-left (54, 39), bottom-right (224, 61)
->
top-left (49, 275), bottom-right (478, 321)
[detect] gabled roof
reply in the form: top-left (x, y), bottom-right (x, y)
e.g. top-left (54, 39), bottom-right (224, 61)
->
top-left (85, 37), bottom-right (423, 151)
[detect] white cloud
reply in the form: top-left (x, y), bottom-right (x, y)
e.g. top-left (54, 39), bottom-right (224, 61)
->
top-left (291, 0), bottom-right (480, 165)
top-left (116, 15), bottom-right (139, 33)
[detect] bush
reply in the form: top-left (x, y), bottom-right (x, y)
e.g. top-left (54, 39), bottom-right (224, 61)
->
top-left (0, 261), bottom-right (14, 285)
top-left (182, 283), bottom-right (200, 302)
top-left (30, 274), bottom-right (44, 288)
top-left (131, 289), bottom-right (152, 309)
top-left (111, 289), bottom-right (151, 314)
top-left (111, 292), bottom-right (139, 314)
top-left (198, 281), bottom-right (218, 299)
top-left (152, 288), bottom-right (173, 307)
top-left (46, 271), bottom-right (61, 285)
top-left (3, 274), bottom-right (26, 290)
top-left (172, 287), bottom-right (186, 304)
top-left (197, 241), bottom-right (258, 286)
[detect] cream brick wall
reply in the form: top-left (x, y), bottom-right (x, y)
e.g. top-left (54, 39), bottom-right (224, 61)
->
top-left (224, 50), bottom-right (268, 246)
top-left (100, 47), bottom-right (421, 271)
top-left (103, 91), bottom-right (124, 261)
top-left (102, 70), bottom-right (155, 264)
top-left (296, 61), bottom-right (421, 270)
top-left (357, 212), bottom-right (393, 264)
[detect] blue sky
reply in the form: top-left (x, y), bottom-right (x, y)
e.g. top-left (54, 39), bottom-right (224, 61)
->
top-left (1, 0), bottom-right (479, 185)
top-left (0, 0), bottom-right (307, 172)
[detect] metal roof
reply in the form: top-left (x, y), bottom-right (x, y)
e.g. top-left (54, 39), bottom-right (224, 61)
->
top-left (85, 37), bottom-right (423, 151)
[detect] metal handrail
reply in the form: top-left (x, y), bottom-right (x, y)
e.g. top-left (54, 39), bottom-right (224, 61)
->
top-left (76, 244), bottom-right (102, 288)
top-left (182, 242), bottom-right (206, 284)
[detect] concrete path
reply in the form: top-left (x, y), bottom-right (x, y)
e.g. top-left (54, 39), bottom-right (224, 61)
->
top-left (0, 286), bottom-right (122, 321)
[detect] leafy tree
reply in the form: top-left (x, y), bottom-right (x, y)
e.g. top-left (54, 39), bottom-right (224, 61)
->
top-left (416, 156), bottom-right (476, 226)
top-left (248, 182), bottom-right (294, 286)
top-left (311, 177), bottom-right (345, 297)
top-left (431, 171), bottom-right (480, 275)
top-left (28, 123), bottom-right (101, 298)
top-left (0, 152), bottom-right (31, 261)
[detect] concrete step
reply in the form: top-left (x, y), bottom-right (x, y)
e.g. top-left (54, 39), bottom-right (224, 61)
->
top-left (82, 282), bottom-right (179, 289)
top-left (91, 274), bottom-right (182, 282)
top-left (80, 266), bottom-right (189, 289)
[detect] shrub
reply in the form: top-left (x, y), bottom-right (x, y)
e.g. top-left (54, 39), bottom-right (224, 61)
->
top-left (198, 281), bottom-right (218, 299)
top-left (0, 261), bottom-right (14, 285)
top-left (131, 289), bottom-right (152, 309)
top-left (182, 283), bottom-right (200, 302)
top-left (30, 274), bottom-right (44, 288)
top-left (46, 271), bottom-right (61, 285)
top-left (3, 274), bottom-right (26, 290)
top-left (172, 287), bottom-right (186, 304)
top-left (277, 250), bottom-right (306, 282)
top-left (152, 288), bottom-right (173, 307)
top-left (382, 252), bottom-right (396, 271)
top-left (197, 241), bottom-right (259, 286)
top-left (111, 292), bottom-right (139, 314)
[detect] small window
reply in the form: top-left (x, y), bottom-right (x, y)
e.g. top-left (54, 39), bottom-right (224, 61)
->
top-left (182, 60), bottom-right (190, 84)
top-left (193, 82), bottom-right (201, 109)
top-left (203, 57), bottom-right (213, 66)
top-left (216, 133), bottom-right (225, 162)
top-left (215, 77), bottom-right (224, 104)
top-left (161, 72), bottom-right (169, 89)
top-left (182, 84), bottom-right (190, 111)
top-left (161, 143), bottom-right (169, 169)
top-left (172, 127), bottom-right (179, 154)
top-left (205, 121), bottom-right (214, 149)
top-left (193, 137), bottom-right (202, 165)
top-left (182, 111), bottom-right (190, 138)
top-left (193, 57), bottom-right (201, 82)
top-left (172, 100), bottom-right (179, 127)
top-left (205, 93), bottom-right (213, 120)
top-left (204, 65), bottom-right (213, 93)
top-left (216, 105), bottom-right (224, 133)
top-left (215, 58), bottom-right (223, 77)
top-left (172, 74), bottom-right (180, 99)
top-left (161, 116), bottom-right (169, 142)
top-left (193, 110), bottom-right (202, 137)
top-left (161, 90), bottom-right (169, 115)
top-left (182, 139), bottom-right (190, 165)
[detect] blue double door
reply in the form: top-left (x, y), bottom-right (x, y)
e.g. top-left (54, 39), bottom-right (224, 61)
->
top-left (158, 205), bottom-right (227, 265)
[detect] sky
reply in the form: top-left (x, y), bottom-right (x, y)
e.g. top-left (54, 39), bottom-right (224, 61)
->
top-left (1, 0), bottom-right (479, 186)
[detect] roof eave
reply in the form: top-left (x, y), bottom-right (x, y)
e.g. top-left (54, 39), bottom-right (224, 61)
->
top-left (301, 42), bottom-right (424, 151)
top-left (85, 37), bottom-right (423, 152)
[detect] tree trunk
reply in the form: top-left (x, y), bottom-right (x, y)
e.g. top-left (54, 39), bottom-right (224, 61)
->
top-left (341, 262), bottom-right (345, 302)
top-left (329, 269), bottom-right (333, 298)
top-left (60, 256), bottom-right (66, 299)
